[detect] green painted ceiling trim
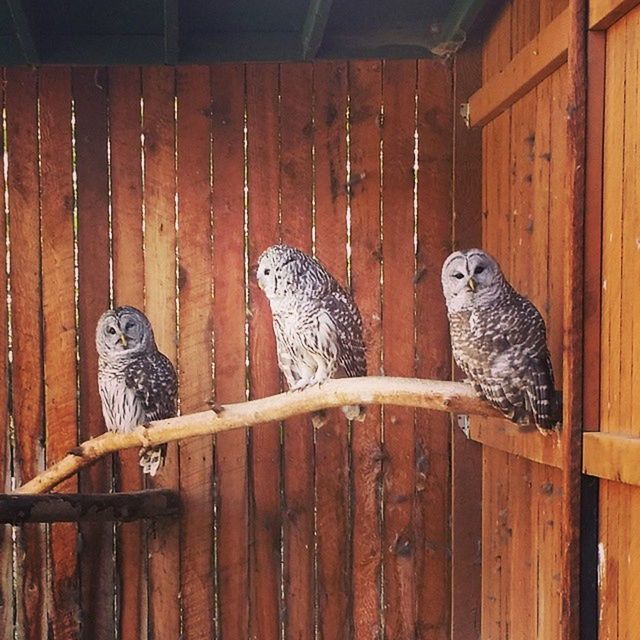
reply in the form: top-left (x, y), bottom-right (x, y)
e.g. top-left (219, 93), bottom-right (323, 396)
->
top-left (6, 0), bottom-right (38, 64)
top-left (164, 0), bottom-right (179, 64)
top-left (302, 0), bottom-right (334, 60)
top-left (426, 0), bottom-right (486, 56)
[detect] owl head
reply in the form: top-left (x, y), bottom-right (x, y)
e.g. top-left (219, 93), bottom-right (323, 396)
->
top-left (257, 244), bottom-right (329, 301)
top-left (441, 249), bottom-right (504, 312)
top-left (96, 305), bottom-right (156, 359)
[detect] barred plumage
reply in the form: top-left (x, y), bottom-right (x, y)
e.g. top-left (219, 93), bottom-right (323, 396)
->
top-left (257, 244), bottom-right (366, 424)
top-left (441, 249), bottom-right (561, 432)
top-left (96, 306), bottom-right (178, 475)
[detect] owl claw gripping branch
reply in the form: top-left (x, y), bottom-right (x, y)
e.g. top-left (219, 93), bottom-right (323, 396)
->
top-left (441, 249), bottom-right (562, 434)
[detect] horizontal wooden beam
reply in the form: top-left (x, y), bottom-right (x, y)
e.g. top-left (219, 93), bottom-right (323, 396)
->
top-left (16, 376), bottom-right (504, 495)
top-left (468, 418), bottom-right (563, 468)
top-left (589, 0), bottom-right (640, 30)
top-left (583, 432), bottom-right (640, 486)
top-left (467, 8), bottom-right (569, 128)
top-left (0, 490), bottom-right (181, 523)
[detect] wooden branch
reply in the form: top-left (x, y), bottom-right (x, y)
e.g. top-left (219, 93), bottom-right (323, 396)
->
top-left (0, 490), bottom-right (180, 523)
top-left (16, 376), bottom-right (502, 495)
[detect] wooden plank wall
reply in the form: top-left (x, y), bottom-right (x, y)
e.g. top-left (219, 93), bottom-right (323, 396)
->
top-left (475, 1), bottom-right (569, 637)
top-left (598, 5), bottom-right (640, 637)
top-left (0, 60), bottom-right (454, 639)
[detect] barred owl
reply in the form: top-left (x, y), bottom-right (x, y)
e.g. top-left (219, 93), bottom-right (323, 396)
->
top-left (257, 244), bottom-right (366, 425)
top-left (441, 249), bottom-right (561, 432)
top-left (96, 306), bottom-right (178, 475)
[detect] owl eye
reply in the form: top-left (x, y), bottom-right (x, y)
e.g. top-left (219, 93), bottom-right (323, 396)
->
top-left (125, 321), bottom-right (135, 331)
top-left (264, 268), bottom-right (271, 276)
top-left (107, 326), bottom-right (117, 335)
top-left (453, 272), bottom-right (465, 279)
top-left (474, 266), bottom-right (485, 275)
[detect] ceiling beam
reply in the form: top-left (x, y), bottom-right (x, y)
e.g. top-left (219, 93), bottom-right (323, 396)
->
top-left (6, 0), bottom-right (39, 64)
top-left (425, 0), bottom-right (487, 57)
top-left (164, 0), bottom-right (179, 64)
top-left (302, 0), bottom-right (334, 59)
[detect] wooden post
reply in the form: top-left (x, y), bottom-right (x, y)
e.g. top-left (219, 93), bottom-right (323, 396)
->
top-left (562, 0), bottom-right (587, 638)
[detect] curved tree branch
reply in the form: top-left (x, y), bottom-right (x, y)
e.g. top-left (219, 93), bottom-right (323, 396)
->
top-left (17, 376), bottom-right (500, 495)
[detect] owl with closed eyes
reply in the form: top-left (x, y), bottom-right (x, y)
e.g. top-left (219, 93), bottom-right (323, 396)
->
top-left (441, 249), bottom-right (561, 432)
top-left (96, 306), bottom-right (178, 475)
top-left (257, 244), bottom-right (366, 424)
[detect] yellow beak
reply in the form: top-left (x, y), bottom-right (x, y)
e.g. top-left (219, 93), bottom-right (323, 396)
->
top-left (467, 277), bottom-right (477, 292)
top-left (119, 332), bottom-right (128, 348)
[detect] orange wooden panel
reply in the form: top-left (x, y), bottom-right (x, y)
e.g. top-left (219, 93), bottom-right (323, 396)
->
top-left (246, 62), bottom-right (281, 640)
top-left (5, 66), bottom-right (47, 639)
top-left (590, 0), bottom-right (640, 28)
top-left (313, 60), bottom-right (352, 639)
top-left (142, 65), bottom-right (180, 640)
top-left (0, 69), bottom-right (12, 640)
top-left (108, 65), bottom-right (147, 640)
top-left (279, 62), bottom-right (315, 640)
top-left (348, 58), bottom-right (383, 640)
top-left (381, 59), bottom-right (416, 639)
top-left (72, 66), bottom-right (114, 640)
top-left (176, 65), bottom-right (215, 640)
top-left (39, 66), bottom-right (80, 640)
top-left (511, 0), bottom-right (541, 54)
top-left (584, 432), bottom-right (640, 485)
top-left (415, 58), bottom-right (452, 640)
top-left (211, 63), bottom-right (249, 640)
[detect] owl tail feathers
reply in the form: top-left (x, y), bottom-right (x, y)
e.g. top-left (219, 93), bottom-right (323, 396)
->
top-left (342, 404), bottom-right (366, 422)
top-left (139, 444), bottom-right (166, 476)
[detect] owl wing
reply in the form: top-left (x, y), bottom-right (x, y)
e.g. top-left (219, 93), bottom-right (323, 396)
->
top-left (125, 351), bottom-right (178, 423)
top-left (321, 288), bottom-right (366, 378)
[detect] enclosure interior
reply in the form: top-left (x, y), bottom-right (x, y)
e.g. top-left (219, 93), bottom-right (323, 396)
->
top-left (1, 0), bottom-right (638, 638)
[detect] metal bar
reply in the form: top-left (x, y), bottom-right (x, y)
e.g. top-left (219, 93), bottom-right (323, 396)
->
top-left (0, 490), bottom-right (181, 523)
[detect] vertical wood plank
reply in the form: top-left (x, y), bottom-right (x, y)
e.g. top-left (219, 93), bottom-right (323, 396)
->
top-left (176, 65), bottom-right (215, 640)
top-left (381, 59), bottom-right (416, 640)
top-left (415, 57), bottom-right (452, 640)
top-left (6, 66), bottom-right (47, 640)
top-left (348, 59), bottom-right (383, 640)
top-left (279, 62), bottom-right (315, 640)
top-left (246, 62), bottom-right (281, 640)
top-left (452, 42), bottom-right (483, 640)
top-left (108, 65), bottom-right (147, 640)
top-left (39, 66), bottom-right (80, 640)
top-left (211, 63), bottom-right (249, 640)
top-left (0, 68), bottom-right (13, 640)
top-left (142, 65), bottom-right (180, 640)
top-left (313, 60), bottom-right (352, 640)
top-left (73, 66), bottom-right (114, 640)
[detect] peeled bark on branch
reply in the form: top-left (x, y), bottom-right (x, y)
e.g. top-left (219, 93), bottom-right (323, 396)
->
top-left (17, 376), bottom-right (501, 495)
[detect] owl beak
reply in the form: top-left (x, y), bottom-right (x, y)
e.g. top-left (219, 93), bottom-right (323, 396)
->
top-left (467, 277), bottom-right (477, 292)
top-left (118, 332), bottom-right (128, 348)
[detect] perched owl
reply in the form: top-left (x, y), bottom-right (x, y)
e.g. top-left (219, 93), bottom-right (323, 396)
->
top-left (256, 244), bottom-right (366, 424)
top-left (96, 306), bottom-right (178, 475)
top-left (441, 249), bottom-right (561, 432)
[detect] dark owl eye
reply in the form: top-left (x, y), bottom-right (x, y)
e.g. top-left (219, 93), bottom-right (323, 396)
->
top-left (125, 321), bottom-right (135, 331)
top-left (453, 272), bottom-right (465, 279)
top-left (264, 268), bottom-right (271, 276)
top-left (474, 266), bottom-right (485, 275)
top-left (107, 326), bottom-right (116, 335)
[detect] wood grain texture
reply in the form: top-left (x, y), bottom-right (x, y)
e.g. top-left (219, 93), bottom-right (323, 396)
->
top-left (313, 60), bottom-right (352, 640)
top-left (0, 69), bottom-right (12, 640)
top-left (415, 57), bottom-right (452, 640)
top-left (211, 62), bottom-right (249, 640)
top-left (142, 65), bottom-right (180, 640)
top-left (279, 62), bottom-right (315, 640)
top-left (176, 65), bottom-right (215, 640)
top-left (246, 62), bottom-right (282, 640)
top-left (590, 0), bottom-right (640, 28)
top-left (73, 65), bottom-right (114, 640)
top-left (108, 64), bottom-right (147, 640)
top-left (39, 66), bottom-right (80, 640)
top-left (348, 59), bottom-right (383, 640)
top-left (381, 59), bottom-right (416, 640)
top-left (6, 66), bottom-right (48, 640)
